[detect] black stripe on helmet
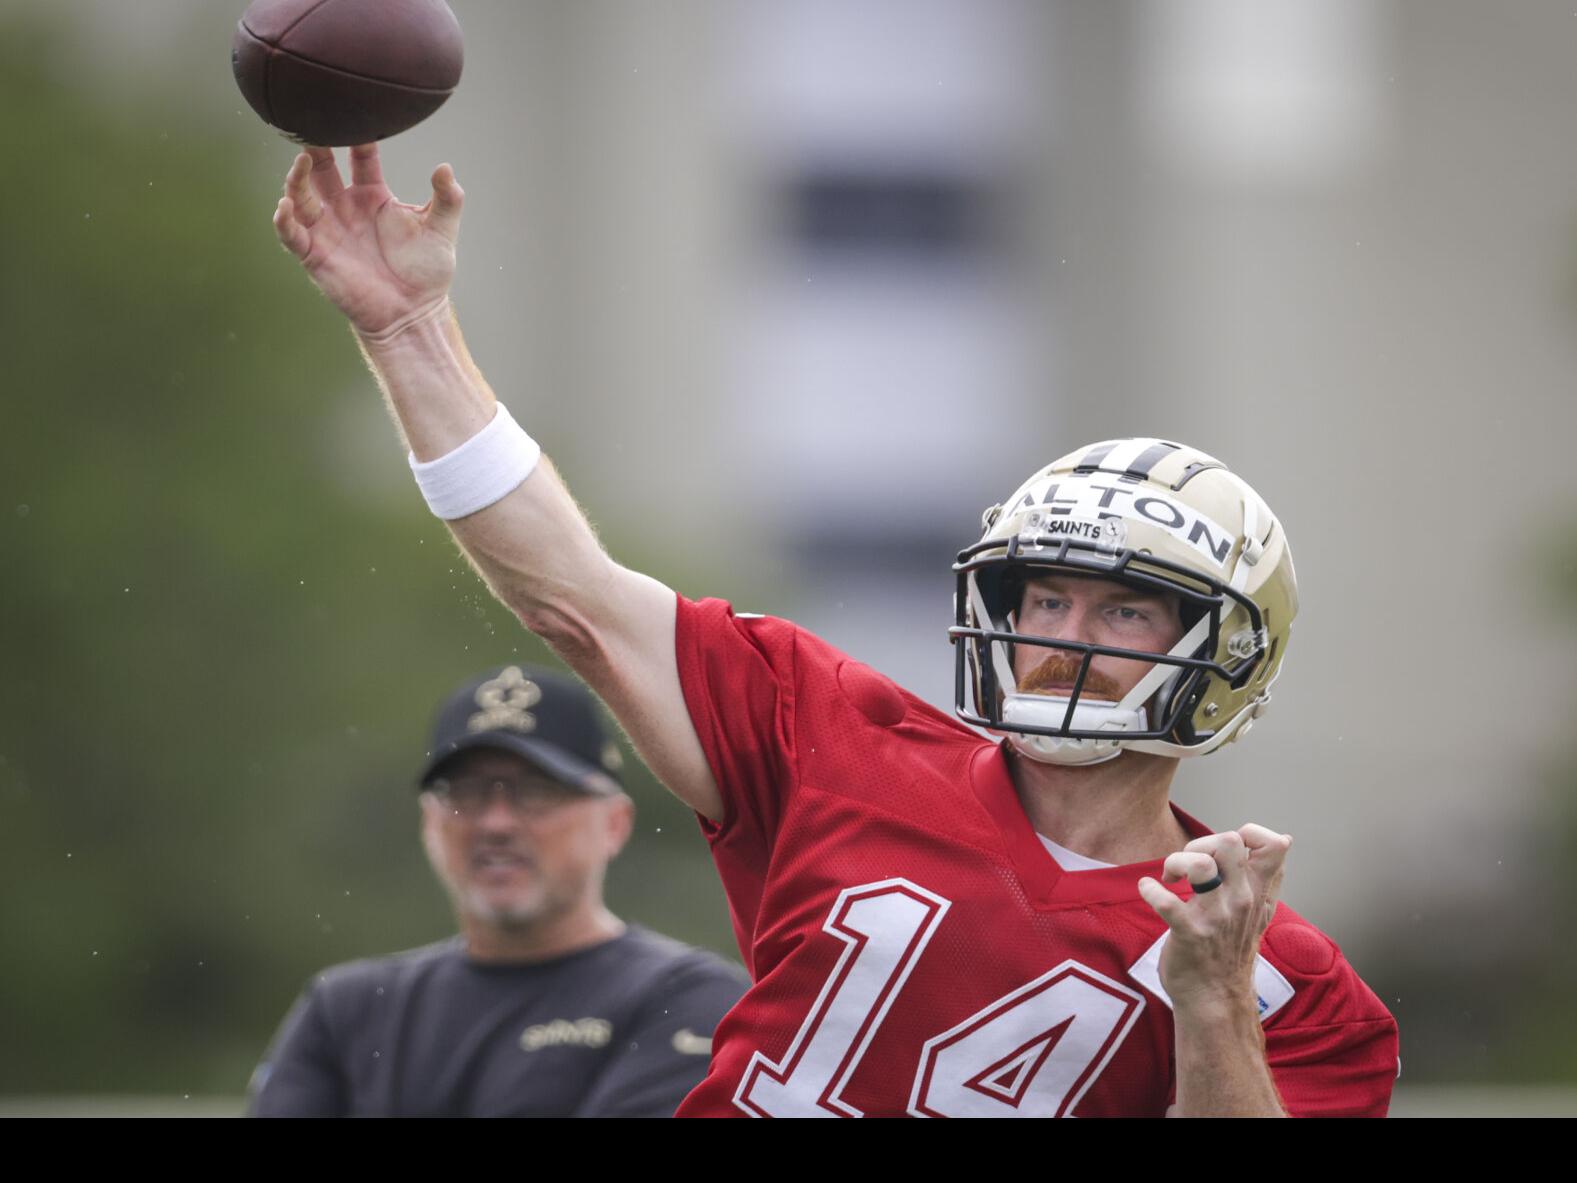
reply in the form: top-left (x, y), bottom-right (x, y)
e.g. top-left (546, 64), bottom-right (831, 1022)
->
top-left (1124, 440), bottom-right (1180, 480)
top-left (1073, 441), bottom-right (1118, 473)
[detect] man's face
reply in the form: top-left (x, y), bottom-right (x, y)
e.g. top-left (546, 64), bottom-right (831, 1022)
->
top-left (1012, 573), bottom-right (1186, 702)
top-left (419, 749), bottom-right (632, 931)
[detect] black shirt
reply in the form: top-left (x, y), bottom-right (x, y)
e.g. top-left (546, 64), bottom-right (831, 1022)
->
top-left (248, 927), bottom-right (748, 1117)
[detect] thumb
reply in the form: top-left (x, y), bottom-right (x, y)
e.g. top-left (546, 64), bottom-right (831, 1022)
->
top-left (427, 164), bottom-right (465, 241)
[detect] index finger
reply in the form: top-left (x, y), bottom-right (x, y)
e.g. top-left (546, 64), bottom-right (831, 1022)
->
top-left (305, 146), bottom-right (346, 200)
top-left (1160, 851), bottom-right (1219, 889)
top-left (1181, 829), bottom-right (1249, 889)
top-left (349, 143), bottom-right (384, 187)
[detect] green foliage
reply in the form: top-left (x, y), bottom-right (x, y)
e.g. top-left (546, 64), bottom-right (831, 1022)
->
top-left (0, 19), bottom-right (732, 1094)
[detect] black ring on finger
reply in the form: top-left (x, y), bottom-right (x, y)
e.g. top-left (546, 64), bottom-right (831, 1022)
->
top-left (1190, 874), bottom-right (1223, 895)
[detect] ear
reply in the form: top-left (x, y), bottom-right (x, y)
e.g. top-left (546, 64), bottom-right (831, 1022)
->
top-left (418, 791), bottom-right (449, 871)
top-left (603, 793), bottom-right (636, 859)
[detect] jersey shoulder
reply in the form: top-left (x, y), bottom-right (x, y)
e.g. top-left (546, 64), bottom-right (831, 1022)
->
top-left (680, 595), bottom-right (979, 740)
top-left (1255, 904), bottom-right (1400, 1116)
top-left (1257, 903), bottom-right (1394, 1030)
top-left (679, 595), bottom-right (991, 814)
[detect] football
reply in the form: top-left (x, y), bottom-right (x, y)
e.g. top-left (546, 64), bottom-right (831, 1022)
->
top-left (232, 0), bottom-right (464, 146)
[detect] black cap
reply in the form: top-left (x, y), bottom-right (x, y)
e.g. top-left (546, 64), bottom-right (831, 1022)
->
top-left (418, 665), bottom-right (625, 795)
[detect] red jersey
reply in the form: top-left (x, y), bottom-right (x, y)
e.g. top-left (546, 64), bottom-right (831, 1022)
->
top-left (672, 597), bottom-right (1398, 1118)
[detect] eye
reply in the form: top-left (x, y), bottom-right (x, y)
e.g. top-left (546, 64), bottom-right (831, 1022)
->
top-left (1111, 606), bottom-right (1149, 622)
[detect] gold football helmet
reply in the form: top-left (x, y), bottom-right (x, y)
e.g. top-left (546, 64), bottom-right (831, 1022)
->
top-left (952, 438), bottom-right (1297, 765)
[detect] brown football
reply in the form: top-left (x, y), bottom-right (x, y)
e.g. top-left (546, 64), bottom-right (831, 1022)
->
top-left (232, 0), bottom-right (464, 146)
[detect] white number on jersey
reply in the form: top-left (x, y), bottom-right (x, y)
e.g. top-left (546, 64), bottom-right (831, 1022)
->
top-left (911, 961), bottom-right (1144, 1117)
top-left (735, 879), bottom-right (949, 1118)
top-left (736, 878), bottom-right (1145, 1118)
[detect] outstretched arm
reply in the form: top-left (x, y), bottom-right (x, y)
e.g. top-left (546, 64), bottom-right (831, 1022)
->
top-left (273, 144), bottom-right (723, 821)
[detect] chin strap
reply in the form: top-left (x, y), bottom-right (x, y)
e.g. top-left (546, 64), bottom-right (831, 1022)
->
top-left (1010, 729), bottom-right (1125, 766)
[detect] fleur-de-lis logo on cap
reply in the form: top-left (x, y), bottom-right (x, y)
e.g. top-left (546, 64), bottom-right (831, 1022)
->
top-left (468, 666), bottom-right (543, 734)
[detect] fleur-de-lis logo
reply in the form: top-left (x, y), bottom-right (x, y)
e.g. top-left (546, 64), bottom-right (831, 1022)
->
top-left (468, 666), bottom-right (543, 734)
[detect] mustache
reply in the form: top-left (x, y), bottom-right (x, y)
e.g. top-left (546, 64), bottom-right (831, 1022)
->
top-left (1016, 653), bottom-right (1123, 700)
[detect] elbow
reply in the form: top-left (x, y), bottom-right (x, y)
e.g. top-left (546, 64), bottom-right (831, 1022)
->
top-left (509, 556), bottom-right (629, 667)
top-left (515, 602), bottom-right (604, 665)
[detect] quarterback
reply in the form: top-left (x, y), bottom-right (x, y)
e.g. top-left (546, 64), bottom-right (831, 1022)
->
top-left (272, 144), bottom-right (1397, 1117)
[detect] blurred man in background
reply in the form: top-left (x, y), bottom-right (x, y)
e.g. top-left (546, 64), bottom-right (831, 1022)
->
top-left (249, 664), bottom-right (747, 1118)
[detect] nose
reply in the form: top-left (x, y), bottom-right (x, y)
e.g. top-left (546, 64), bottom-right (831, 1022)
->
top-left (1057, 600), bottom-right (1101, 646)
top-left (475, 786), bottom-right (523, 830)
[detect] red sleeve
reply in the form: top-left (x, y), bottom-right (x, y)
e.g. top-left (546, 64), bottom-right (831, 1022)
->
top-left (1267, 1013), bottom-right (1399, 1118)
top-left (674, 598), bottom-right (803, 951)
top-left (1261, 920), bottom-right (1400, 1118)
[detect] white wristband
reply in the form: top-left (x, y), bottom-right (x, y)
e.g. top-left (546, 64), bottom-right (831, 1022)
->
top-left (408, 403), bottom-right (541, 520)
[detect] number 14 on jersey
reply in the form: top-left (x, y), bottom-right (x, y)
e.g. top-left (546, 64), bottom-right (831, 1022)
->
top-left (735, 879), bottom-right (1146, 1118)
